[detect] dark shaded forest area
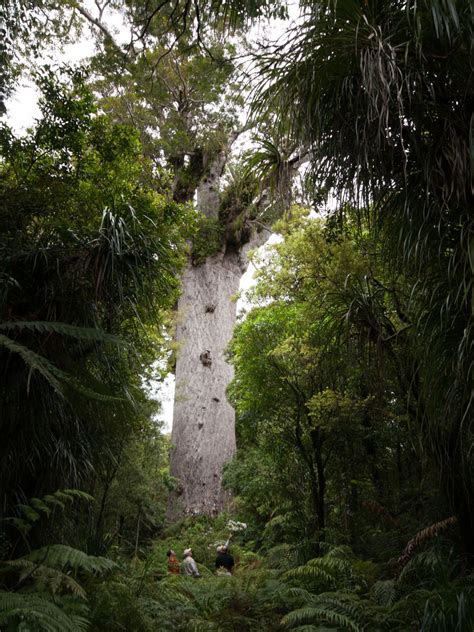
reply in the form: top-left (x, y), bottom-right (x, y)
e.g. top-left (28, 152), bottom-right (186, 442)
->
top-left (0, 1), bottom-right (473, 630)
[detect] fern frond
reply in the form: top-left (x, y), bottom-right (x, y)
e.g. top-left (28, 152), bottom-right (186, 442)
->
top-left (371, 579), bottom-right (398, 606)
top-left (0, 320), bottom-right (122, 345)
top-left (54, 489), bottom-right (94, 504)
top-left (0, 591), bottom-right (89, 631)
top-left (282, 593), bottom-right (367, 631)
top-left (397, 548), bottom-right (454, 586)
top-left (2, 559), bottom-right (86, 598)
top-left (0, 332), bottom-right (123, 401)
top-left (284, 556), bottom-right (352, 589)
top-left (396, 517), bottom-right (457, 571)
top-left (17, 503), bottom-right (41, 523)
top-left (0, 333), bottom-right (64, 395)
top-left (285, 564), bottom-right (337, 586)
top-left (321, 544), bottom-right (354, 560)
top-left (282, 605), bottom-right (363, 631)
top-left (26, 545), bottom-right (117, 574)
top-left (290, 626), bottom-right (328, 632)
top-left (265, 540), bottom-right (311, 570)
top-left (5, 490), bottom-right (94, 539)
top-left (30, 498), bottom-right (52, 517)
top-left (43, 495), bottom-right (66, 510)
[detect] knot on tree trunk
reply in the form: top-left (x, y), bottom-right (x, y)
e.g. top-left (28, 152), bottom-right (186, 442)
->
top-left (199, 350), bottom-right (212, 367)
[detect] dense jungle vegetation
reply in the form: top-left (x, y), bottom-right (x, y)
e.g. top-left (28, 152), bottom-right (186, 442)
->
top-left (0, 1), bottom-right (473, 630)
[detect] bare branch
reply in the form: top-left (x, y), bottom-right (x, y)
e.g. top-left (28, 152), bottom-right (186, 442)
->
top-left (70, 1), bottom-right (123, 54)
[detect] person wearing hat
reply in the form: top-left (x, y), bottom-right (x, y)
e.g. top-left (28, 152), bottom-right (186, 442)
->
top-left (215, 544), bottom-right (235, 575)
top-left (180, 548), bottom-right (200, 577)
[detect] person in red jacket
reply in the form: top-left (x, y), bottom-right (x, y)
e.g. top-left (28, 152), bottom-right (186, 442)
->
top-left (166, 549), bottom-right (180, 575)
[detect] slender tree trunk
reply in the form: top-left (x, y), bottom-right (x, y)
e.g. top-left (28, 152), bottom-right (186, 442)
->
top-left (134, 510), bottom-right (141, 558)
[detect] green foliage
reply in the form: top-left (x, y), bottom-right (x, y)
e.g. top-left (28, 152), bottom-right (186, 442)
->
top-left (2, 3), bottom-right (474, 630)
top-left (0, 504), bottom-right (118, 632)
top-left (25, 545), bottom-right (117, 575)
top-left (0, 592), bottom-right (89, 632)
top-left (93, 30), bottom-right (242, 202)
top-left (228, 212), bottom-right (427, 552)
top-left (254, 0), bottom-right (474, 556)
top-left (4, 490), bottom-right (93, 546)
top-left (225, 208), bottom-right (473, 627)
top-left (285, 555), bottom-right (354, 592)
top-left (191, 214), bottom-right (224, 265)
top-left (0, 69), bottom-right (189, 536)
top-left (80, 514), bottom-right (290, 631)
top-left (87, 423), bottom-right (173, 556)
top-left (281, 594), bottom-right (368, 632)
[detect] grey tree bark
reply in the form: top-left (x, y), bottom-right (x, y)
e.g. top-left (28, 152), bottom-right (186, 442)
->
top-left (167, 140), bottom-right (246, 519)
top-left (168, 251), bottom-right (242, 518)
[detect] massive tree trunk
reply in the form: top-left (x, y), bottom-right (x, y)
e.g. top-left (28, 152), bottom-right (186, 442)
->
top-left (167, 142), bottom-right (242, 519)
top-left (168, 251), bottom-right (242, 519)
top-left (167, 139), bottom-right (300, 520)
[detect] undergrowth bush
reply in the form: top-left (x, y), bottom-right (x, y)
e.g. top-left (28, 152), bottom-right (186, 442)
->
top-left (1, 509), bottom-right (472, 631)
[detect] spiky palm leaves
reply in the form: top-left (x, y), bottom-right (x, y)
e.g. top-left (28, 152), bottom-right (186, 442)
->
top-left (253, 0), bottom-right (474, 556)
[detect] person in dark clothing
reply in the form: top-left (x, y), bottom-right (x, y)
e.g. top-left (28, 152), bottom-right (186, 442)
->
top-left (215, 545), bottom-right (235, 575)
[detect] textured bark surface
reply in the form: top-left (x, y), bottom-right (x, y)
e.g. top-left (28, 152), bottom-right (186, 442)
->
top-left (168, 251), bottom-right (242, 519)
